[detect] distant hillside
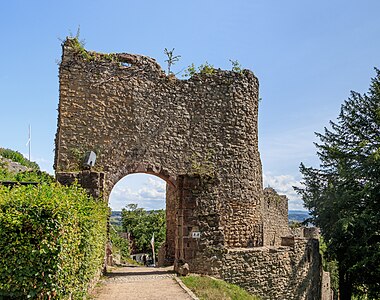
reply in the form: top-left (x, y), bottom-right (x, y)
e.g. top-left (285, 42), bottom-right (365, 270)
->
top-left (0, 155), bottom-right (30, 173)
top-left (0, 148), bottom-right (39, 171)
top-left (0, 148), bottom-right (52, 183)
top-left (111, 211), bottom-right (122, 217)
top-left (110, 211), bottom-right (122, 226)
top-left (111, 210), bottom-right (310, 225)
top-left (288, 210), bottom-right (310, 222)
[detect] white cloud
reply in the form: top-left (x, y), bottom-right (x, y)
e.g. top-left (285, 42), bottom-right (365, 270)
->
top-left (263, 173), bottom-right (306, 211)
top-left (109, 176), bottom-right (166, 211)
top-left (109, 172), bottom-right (308, 211)
top-left (146, 177), bottom-right (166, 193)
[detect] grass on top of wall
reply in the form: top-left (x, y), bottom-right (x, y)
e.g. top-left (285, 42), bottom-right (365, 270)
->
top-left (181, 275), bottom-right (260, 300)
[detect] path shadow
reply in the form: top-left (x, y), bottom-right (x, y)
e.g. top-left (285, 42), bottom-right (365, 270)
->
top-left (105, 268), bottom-right (176, 278)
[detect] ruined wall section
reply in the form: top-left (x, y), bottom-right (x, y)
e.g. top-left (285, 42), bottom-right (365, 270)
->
top-left (220, 238), bottom-right (322, 300)
top-left (263, 187), bottom-right (291, 246)
top-left (55, 39), bottom-right (263, 248)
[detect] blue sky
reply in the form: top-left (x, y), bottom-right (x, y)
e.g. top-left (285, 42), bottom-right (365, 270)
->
top-left (0, 1), bottom-right (379, 210)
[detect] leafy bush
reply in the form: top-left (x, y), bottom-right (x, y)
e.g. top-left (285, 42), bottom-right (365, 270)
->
top-left (183, 62), bottom-right (215, 78)
top-left (0, 148), bottom-right (39, 170)
top-left (183, 63), bottom-right (197, 78)
top-left (0, 148), bottom-right (52, 183)
top-left (199, 62), bottom-right (215, 75)
top-left (0, 169), bottom-right (54, 183)
top-left (0, 183), bottom-right (108, 299)
top-left (12, 170), bottom-right (54, 183)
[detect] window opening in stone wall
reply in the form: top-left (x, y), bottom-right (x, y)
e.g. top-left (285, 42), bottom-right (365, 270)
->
top-left (120, 62), bottom-right (131, 67)
top-left (108, 173), bottom-right (171, 267)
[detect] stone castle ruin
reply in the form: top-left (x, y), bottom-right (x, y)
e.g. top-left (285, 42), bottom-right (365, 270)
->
top-left (55, 39), bottom-right (330, 299)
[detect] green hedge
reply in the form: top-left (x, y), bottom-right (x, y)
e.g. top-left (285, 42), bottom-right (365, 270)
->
top-left (0, 183), bottom-right (108, 299)
top-left (0, 169), bottom-right (54, 183)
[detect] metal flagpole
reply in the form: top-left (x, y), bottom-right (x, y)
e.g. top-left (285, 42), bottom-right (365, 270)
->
top-left (26, 125), bottom-right (31, 161)
top-left (29, 125), bottom-right (31, 161)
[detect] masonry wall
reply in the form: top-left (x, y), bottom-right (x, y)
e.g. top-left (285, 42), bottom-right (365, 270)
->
top-left (164, 183), bottom-right (177, 264)
top-left (220, 239), bottom-right (322, 300)
top-left (263, 187), bottom-right (291, 246)
top-left (321, 271), bottom-right (333, 300)
top-left (55, 38), bottom-right (263, 248)
top-left (55, 39), bottom-right (325, 299)
top-left (178, 175), bottom-right (226, 275)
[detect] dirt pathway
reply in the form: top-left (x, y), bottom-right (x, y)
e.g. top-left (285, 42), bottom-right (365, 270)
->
top-left (92, 266), bottom-right (193, 300)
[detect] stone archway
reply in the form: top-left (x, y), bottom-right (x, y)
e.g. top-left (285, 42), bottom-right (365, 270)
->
top-left (54, 38), bottom-right (328, 299)
top-left (108, 165), bottom-right (178, 266)
top-left (55, 38), bottom-right (263, 273)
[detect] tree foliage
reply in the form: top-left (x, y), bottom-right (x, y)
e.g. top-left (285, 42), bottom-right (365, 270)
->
top-left (296, 69), bottom-right (380, 299)
top-left (121, 204), bottom-right (166, 255)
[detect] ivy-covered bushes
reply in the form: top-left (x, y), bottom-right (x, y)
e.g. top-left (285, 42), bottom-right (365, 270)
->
top-left (0, 169), bottom-right (54, 183)
top-left (109, 225), bottom-right (130, 263)
top-left (0, 183), bottom-right (108, 299)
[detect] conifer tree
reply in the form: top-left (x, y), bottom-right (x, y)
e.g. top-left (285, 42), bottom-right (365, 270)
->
top-left (296, 69), bottom-right (380, 299)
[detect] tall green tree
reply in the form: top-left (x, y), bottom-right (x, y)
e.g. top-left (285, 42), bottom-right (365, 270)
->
top-left (121, 204), bottom-right (166, 255)
top-left (296, 69), bottom-right (380, 299)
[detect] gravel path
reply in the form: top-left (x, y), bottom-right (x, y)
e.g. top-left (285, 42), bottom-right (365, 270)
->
top-left (92, 266), bottom-right (193, 300)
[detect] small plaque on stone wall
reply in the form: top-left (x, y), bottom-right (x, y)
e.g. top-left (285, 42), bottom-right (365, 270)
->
top-left (192, 232), bottom-right (201, 238)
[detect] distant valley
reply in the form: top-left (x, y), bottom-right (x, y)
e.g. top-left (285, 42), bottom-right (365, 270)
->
top-left (111, 210), bottom-right (310, 226)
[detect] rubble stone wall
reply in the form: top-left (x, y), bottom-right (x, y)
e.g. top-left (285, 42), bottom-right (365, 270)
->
top-left (55, 38), bottom-right (263, 248)
top-left (263, 187), bottom-right (291, 246)
top-left (164, 183), bottom-right (177, 265)
top-left (55, 39), bottom-right (327, 299)
top-left (220, 239), bottom-right (322, 300)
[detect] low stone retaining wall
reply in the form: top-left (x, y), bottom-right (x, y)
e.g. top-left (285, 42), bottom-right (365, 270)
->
top-left (219, 238), bottom-right (322, 300)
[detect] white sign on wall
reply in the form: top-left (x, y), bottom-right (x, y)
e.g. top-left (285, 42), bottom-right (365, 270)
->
top-left (192, 232), bottom-right (201, 238)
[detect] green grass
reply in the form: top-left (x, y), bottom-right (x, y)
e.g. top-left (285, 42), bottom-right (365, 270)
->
top-left (181, 275), bottom-right (260, 300)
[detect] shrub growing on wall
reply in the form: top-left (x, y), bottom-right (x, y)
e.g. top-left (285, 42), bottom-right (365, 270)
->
top-left (0, 183), bottom-right (108, 299)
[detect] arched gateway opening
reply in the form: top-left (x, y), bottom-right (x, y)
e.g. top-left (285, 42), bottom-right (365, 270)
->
top-left (109, 172), bottom-right (176, 266)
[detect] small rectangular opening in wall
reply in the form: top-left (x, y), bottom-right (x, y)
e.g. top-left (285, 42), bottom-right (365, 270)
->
top-left (120, 62), bottom-right (131, 67)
